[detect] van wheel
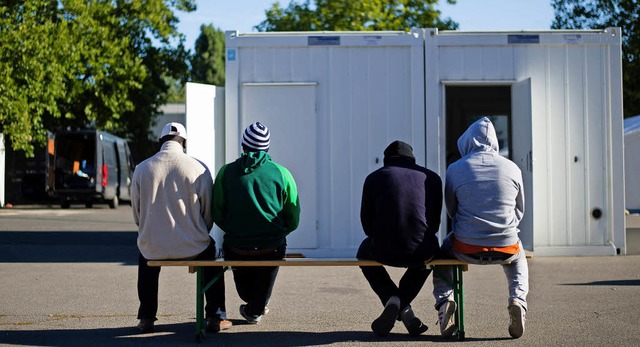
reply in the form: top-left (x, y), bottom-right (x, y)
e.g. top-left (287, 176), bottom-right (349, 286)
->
top-left (61, 200), bottom-right (70, 209)
top-left (85, 202), bottom-right (93, 208)
top-left (108, 195), bottom-right (119, 209)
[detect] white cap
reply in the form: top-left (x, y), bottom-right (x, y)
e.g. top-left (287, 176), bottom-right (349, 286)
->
top-left (160, 122), bottom-right (187, 140)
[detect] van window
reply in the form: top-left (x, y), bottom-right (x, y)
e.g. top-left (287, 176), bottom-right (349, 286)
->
top-left (55, 133), bottom-right (96, 189)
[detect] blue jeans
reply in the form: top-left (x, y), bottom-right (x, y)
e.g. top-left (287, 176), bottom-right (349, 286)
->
top-left (433, 233), bottom-right (529, 311)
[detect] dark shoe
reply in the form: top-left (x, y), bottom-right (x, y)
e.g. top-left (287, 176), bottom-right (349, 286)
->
top-left (371, 296), bottom-right (400, 337)
top-left (400, 307), bottom-right (429, 336)
top-left (206, 317), bottom-right (232, 333)
top-left (239, 304), bottom-right (262, 324)
top-left (136, 319), bottom-right (155, 334)
top-left (508, 302), bottom-right (526, 338)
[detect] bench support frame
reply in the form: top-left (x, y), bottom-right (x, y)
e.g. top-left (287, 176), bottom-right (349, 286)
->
top-left (147, 259), bottom-right (468, 342)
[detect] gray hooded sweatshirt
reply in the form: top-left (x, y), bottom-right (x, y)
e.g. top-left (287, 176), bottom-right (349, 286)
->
top-left (446, 117), bottom-right (524, 247)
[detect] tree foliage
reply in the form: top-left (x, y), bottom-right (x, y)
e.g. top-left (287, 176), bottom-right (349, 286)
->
top-left (191, 24), bottom-right (226, 87)
top-left (255, 0), bottom-right (459, 32)
top-left (551, 0), bottom-right (640, 118)
top-left (0, 0), bottom-right (195, 158)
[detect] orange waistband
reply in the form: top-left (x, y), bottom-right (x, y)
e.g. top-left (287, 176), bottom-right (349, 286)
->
top-left (452, 237), bottom-right (519, 255)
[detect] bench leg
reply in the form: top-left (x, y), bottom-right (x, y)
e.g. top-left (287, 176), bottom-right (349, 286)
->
top-left (194, 266), bottom-right (229, 343)
top-left (453, 265), bottom-right (466, 340)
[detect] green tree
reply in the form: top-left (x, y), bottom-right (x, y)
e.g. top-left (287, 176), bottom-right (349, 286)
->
top-left (255, 0), bottom-right (459, 32)
top-left (0, 0), bottom-right (195, 158)
top-left (165, 76), bottom-right (187, 103)
top-left (551, 0), bottom-right (640, 118)
top-left (191, 24), bottom-right (226, 86)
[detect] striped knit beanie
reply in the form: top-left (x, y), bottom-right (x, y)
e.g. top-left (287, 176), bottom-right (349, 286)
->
top-left (242, 122), bottom-right (270, 151)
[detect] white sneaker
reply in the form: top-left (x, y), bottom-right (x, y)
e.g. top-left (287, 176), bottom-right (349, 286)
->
top-left (437, 300), bottom-right (457, 338)
top-left (508, 302), bottom-right (526, 338)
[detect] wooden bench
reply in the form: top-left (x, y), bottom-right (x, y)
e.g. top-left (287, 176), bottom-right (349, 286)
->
top-left (147, 258), bottom-right (468, 342)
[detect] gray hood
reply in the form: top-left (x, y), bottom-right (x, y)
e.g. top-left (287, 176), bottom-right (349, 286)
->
top-left (457, 117), bottom-right (499, 157)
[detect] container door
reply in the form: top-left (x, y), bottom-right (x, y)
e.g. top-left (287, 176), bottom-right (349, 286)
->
top-left (241, 83), bottom-right (317, 248)
top-left (511, 79), bottom-right (534, 251)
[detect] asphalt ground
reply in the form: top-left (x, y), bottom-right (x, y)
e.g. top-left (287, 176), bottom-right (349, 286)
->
top-left (1, 204), bottom-right (640, 347)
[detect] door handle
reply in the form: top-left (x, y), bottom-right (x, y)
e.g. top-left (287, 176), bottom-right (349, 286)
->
top-left (520, 151), bottom-right (533, 172)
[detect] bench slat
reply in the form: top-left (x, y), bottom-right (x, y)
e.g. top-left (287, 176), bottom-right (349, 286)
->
top-left (147, 258), bottom-right (468, 270)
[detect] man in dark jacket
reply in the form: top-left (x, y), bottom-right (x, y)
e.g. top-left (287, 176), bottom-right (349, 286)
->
top-left (357, 140), bottom-right (443, 337)
top-left (212, 121), bottom-right (300, 324)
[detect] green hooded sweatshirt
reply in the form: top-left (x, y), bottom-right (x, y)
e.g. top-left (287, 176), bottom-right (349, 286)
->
top-left (212, 151), bottom-right (300, 248)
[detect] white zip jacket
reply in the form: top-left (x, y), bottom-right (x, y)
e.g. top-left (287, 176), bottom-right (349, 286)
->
top-left (132, 141), bottom-right (213, 260)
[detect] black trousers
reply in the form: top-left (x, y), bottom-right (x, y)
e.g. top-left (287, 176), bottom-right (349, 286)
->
top-left (223, 243), bottom-right (286, 317)
top-left (137, 239), bottom-right (226, 320)
top-left (357, 237), bottom-right (432, 312)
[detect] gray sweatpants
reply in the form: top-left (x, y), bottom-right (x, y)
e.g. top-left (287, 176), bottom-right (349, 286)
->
top-left (432, 233), bottom-right (529, 311)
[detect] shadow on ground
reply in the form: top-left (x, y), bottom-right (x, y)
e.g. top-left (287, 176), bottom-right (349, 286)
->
top-left (0, 323), bottom-right (512, 347)
top-left (0, 231), bottom-right (138, 265)
top-left (564, 279), bottom-right (640, 286)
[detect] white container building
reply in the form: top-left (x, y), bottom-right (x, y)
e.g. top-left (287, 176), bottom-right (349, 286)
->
top-left (422, 28), bottom-right (625, 256)
top-left (190, 28), bottom-right (625, 257)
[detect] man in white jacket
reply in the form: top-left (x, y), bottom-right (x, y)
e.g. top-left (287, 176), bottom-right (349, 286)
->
top-left (132, 122), bottom-right (230, 334)
top-left (433, 117), bottom-right (529, 339)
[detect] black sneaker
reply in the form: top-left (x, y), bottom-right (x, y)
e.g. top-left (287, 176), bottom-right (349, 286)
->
top-left (371, 296), bottom-right (400, 337)
top-left (400, 307), bottom-right (429, 336)
top-left (136, 319), bottom-right (154, 334)
top-left (239, 304), bottom-right (262, 324)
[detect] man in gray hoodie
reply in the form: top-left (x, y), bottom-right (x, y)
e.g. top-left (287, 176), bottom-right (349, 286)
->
top-left (433, 117), bottom-right (529, 339)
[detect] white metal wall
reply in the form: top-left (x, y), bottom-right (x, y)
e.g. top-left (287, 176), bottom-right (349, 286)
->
top-left (185, 82), bottom-right (225, 250)
top-left (0, 133), bottom-right (4, 207)
top-left (226, 31), bottom-right (426, 256)
top-left (222, 28), bottom-right (624, 257)
top-left (625, 119), bottom-right (640, 211)
top-left (425, 29), bottom-right (625, 256)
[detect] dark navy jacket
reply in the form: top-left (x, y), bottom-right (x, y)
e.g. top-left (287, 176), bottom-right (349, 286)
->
top-left (358, 157), bottom-right (443, 266)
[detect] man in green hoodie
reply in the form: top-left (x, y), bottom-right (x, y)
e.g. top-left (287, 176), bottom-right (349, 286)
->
top-left (212, 121), bottom-right (300, 324)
